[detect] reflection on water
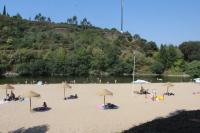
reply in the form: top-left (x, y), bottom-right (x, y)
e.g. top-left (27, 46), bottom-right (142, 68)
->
top-left (0, 75), bottom-right (191, 84)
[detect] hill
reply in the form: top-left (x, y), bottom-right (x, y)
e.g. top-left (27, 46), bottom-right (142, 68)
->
top-left (0, 14), bottom-right (199, 77)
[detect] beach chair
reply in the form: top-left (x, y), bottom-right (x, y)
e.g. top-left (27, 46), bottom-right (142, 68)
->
top-left (33, 102), bottom-right (51, 112)
top-left (164, 92), bottom-right (175, 96)
top-left (103, 103), bottom-right (118, 110)
top-left (139, 86), bottom-right (149, 94)
top-left (65, 94), bottom-right (78, 100)
top-left (155, 95), bottom-right (164, 101)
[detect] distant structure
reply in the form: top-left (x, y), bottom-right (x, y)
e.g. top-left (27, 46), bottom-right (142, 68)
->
top-left (3, 5), bottom-right (6, 15)
top-left (121, 0), bottom-right (124, 33)
top-left (133, 51), bottom-right (136, 82)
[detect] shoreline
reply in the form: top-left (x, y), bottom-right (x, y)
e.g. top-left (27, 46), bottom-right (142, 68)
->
top-left (1, 82), bottom-right (197, 85)
top-left (1, 72), bottom-right (191, 78)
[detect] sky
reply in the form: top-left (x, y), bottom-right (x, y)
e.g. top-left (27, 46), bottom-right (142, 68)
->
top-left (0, 0), bottom-right (200, 45)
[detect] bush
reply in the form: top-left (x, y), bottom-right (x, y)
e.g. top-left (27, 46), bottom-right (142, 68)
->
top-left (179, 41), bottom-right (200, 61)
top-left (150, 62), bottom-right (165, 75)
top-left (185, 61), bottom-right (200, 78)
top-left (16, 60), bottom-right (48, 76)
top-left (0, 64), bottom-right (7, 76)
top-left (29, 60), bottom-right (49, 76)
top-left (16, 63), bottom-right (31, 76)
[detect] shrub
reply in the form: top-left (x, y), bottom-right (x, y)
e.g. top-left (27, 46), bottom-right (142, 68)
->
top-left (150, 62), bottom-right (165, 75)
top-left (16, 63), bottom-right (31, 76)
top-left (0, 64), bottom-right (7, 76)
top-left (185, 61), bottom-right (200, 78)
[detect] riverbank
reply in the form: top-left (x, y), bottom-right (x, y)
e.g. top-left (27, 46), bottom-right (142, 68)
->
top-left (0, 75), bottom-right (191, 84)
top-left (0, 83), bottom-right (199, 133)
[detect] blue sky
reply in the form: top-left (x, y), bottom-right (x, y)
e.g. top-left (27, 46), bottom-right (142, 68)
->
top-left (0, 0), bottom-right (200, 45)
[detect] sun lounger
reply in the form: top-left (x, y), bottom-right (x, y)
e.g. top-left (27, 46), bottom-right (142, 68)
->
top-left (65, 94), bottom-right (78, 100)
top-left (164, 92), bottom-right (175, 96)
top-left (32, 107), bottom-right (51, 112)
top-left (133, 90), bottom-right (150, 95)
top-left (193, 92), bottom-right (200, 95)
top-left (96, 104), bottom-right (104, 109)
top-left (155, 95), bottom-right (164, 101)
top-left (96, 103), bottom-right (118, 110)
top-left (4, 96), bottom-right (25, 102)
top-left (103, 103), bottom-right (118, 110)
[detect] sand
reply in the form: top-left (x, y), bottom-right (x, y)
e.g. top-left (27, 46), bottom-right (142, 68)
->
top-left (0, 83), bottom-right (200, 133)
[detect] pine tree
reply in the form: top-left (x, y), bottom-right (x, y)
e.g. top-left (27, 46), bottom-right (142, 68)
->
top-left (3, 5), bottom-right (6, 15)
top-left (159, 44), bottom-right (168, 69)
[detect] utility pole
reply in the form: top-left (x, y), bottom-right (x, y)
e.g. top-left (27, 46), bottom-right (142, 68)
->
top-left (133, 51), bottom-right (136, 83)
top-left (121, 0), bottom-right (124, 33)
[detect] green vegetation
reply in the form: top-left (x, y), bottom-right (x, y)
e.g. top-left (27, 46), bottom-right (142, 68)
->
top-left (179, 41), bottom-right (200, 62)
top-left (150, 62), bottom-right (165, 75)
top-left (3, 5), bottom-right (6, 16)
top-left (185, 61), bottom-right (200, 78)
top-left (0, 10), bottom-right (200, 78)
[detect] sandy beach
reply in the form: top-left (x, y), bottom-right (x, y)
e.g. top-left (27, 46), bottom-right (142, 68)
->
top-left (0, 83), bottom-right (200, 133)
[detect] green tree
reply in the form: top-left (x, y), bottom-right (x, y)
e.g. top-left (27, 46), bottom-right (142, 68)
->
top-left (158, 45), bottom-right (181, 69)
top-left (185, 61), bottom-right (200, 78)
top-left (168, 45), bottom-right (177, 67)
top-left (16, 63), bottom-right (31, 76)
top-left (0, 64), bottom-right (7, 76)
top-left (133, 34), bottom-right (141, 40)
top-left (144, 41), bottom-right (158, 57)
top-left (72, 16), bottom-right (78, 25)
top-left (3, 5), bottom-right (6, 15)
top-left (80, 18), bottom-right (92, 29)
top-left (179, 41), bottom-right (200, 61)
top-left (150, 62), bottom-right (165, 75)
top-left (67, 18), bottom-right (73, 24)
top-left (29, 60), bottom-right (49, 76)
top-left (13, 13), bottom-right (22, 19)
top-left (67, 16), bottom-right (78, 25)
top-left (123, 32), bottom-right (133, 42)
top-left (56, 47), bottom-right (66, 62)
top-left (158, 44), bottom-right (168, 69)
top-left (34, 13), bottom-right (46, 22)
top-left (90, 47), bottom-right (106, 75)
top-left (47, 17), bottom-right (51, 22)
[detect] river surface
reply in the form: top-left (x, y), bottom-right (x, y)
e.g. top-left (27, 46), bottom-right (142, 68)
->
top-left (0, 75), bottom-right (191, 84)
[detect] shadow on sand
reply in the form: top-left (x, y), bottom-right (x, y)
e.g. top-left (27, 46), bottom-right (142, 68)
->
top-left (123, 110), bottom-right (200, 133)
top-left (8, 124), bottom-right (49, 133)
top-left (32, 107), bottom-right (52, 112)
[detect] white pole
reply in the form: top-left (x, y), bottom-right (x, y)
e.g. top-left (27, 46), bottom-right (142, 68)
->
top-left (121, 0), bottom-right (124, 33)
top-left (133, 51), bottom-right (136, 83)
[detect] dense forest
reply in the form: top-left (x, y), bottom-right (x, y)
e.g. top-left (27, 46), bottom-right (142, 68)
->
top-left (0, 6), bottom-right (200, 78)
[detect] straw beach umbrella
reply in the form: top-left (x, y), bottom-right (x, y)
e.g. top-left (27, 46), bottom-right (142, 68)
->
top-left (97, 89), bottom-right (113, 105)
top-left (1, 84), bottom-right (15, 97)
top-left (62, 82), bottom-right (72, 99)
top-left (163, 82), bottom-right (174, 93)
top-left (22, 91), bottom-right (40, 111)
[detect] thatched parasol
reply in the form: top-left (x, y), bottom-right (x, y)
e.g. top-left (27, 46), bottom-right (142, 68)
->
top-left (62, 82), bottom-right (72, 99)
top-left (163, 82), bottom-right (174, 93)
top-left (22, 91), bottom-right (41, 111)
top-left (0, 84), bottom-right (15, 97)
top-left (97, 89), bottom-right (113, 105)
